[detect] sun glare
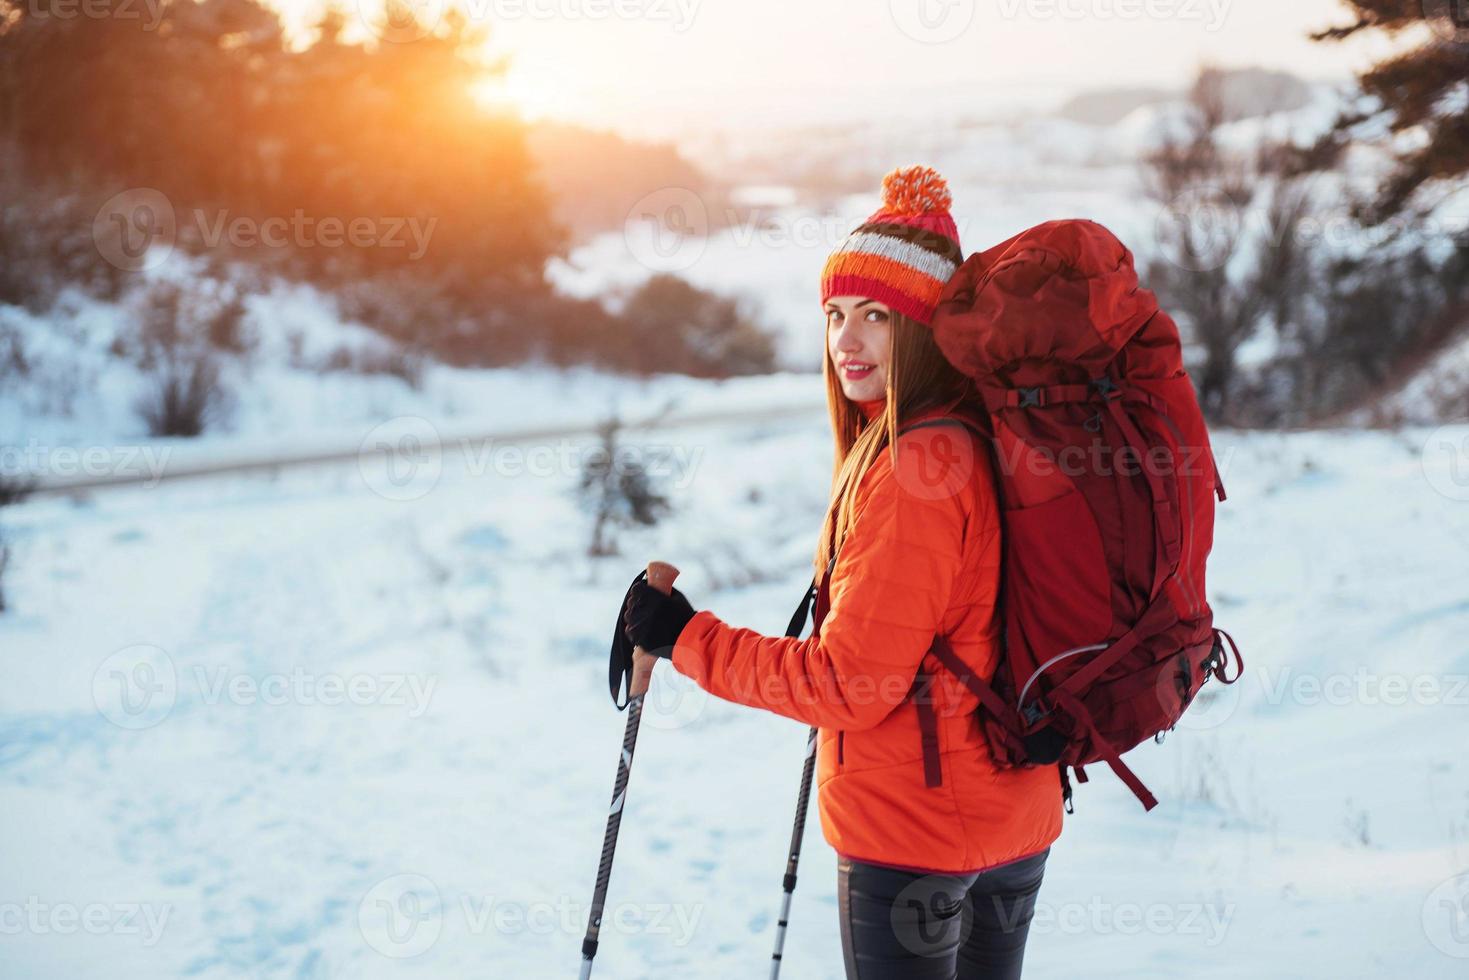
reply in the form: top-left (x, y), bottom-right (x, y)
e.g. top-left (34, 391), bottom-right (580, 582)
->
top-left (469, 61), bottom-right (572, 122)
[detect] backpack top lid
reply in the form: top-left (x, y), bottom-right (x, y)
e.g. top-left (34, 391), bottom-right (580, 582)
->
top-left (931, 219), bottom-right (1160, 388)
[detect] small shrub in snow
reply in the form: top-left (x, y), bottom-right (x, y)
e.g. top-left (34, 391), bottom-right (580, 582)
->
top-left (135, 351), bottom-right (231, 438)
top-left (0, 472), bottom-right (33, 509)
top-left (0, 319), bottom-right (29, 381)
top-left (577, 415), bottom-right (671, 558)
top-left (319, 343), bottom-right (425, 389)
top-left (617, 274), bottom-right (778, 378)
top-left (0, 159), bottom-right (130, 311)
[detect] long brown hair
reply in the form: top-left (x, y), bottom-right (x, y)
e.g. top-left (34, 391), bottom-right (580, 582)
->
top-left (813, 309), bottom-right (972, 576)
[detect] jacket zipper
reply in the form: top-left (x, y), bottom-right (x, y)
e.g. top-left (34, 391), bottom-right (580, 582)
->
top-left (836, 731), bottom-right (845, 765)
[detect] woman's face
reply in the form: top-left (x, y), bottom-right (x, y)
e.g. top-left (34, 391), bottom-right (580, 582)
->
top-left (824, 295), bottom-right (891, 402)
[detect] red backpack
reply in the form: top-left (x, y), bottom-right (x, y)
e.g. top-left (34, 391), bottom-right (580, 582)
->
top-left (922, 218), bottom-right (1243, 811)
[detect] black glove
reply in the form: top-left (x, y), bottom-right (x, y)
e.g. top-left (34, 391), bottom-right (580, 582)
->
top-left (621, 577), bottom-right (695, 661)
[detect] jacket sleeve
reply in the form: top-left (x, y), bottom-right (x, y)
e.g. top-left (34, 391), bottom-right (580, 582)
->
top-left (670, 432), bottom-right (970, 730)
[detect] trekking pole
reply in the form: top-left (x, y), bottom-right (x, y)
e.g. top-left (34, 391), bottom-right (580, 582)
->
top-left (770, 725), bottom-right (818, 979)
top-left (579, 560), bottom-right (680, 980)
top-left (770, 574), bottom-right (821, 979)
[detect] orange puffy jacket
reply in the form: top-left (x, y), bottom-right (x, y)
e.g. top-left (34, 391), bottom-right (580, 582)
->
top-left (671, 398), bottom-right (1064, 874)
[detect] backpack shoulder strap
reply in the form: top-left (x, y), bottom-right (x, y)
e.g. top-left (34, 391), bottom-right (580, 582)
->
top-left (896, 413), bottom-right (988, 441)
top-left (784, 574), bottom-right (818, 639)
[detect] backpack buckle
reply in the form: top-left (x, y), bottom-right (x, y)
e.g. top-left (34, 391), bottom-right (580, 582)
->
top-left (1021, 700), bottom-right (1050, 726)
top-left (1090, 376), bottom-right (1118, 399)
top-left (1017, 387), bottom-right (1042, 408)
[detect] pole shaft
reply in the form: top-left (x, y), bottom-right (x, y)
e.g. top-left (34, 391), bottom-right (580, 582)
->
top-left (580, 692), bottom-right (646, 977)
top-left (770, 725), bottom-right (818, 979)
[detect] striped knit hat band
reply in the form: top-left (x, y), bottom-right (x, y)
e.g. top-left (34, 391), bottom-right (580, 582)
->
top-left (821, 165), bottom-right (961, 326)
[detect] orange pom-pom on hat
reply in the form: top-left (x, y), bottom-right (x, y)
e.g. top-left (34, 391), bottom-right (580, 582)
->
top-left (821, 165), bottom-right (962, 326)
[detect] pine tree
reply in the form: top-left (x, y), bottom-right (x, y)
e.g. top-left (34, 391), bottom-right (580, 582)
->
top-left (1312, 1), bottom-right (1469, 220)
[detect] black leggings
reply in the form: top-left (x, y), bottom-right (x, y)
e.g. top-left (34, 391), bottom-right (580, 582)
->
top-left (837, 849), bottom-right (1049, 980)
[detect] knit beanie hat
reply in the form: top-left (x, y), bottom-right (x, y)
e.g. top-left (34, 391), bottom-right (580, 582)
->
top-left (820, 165), bottom-right (962, 326)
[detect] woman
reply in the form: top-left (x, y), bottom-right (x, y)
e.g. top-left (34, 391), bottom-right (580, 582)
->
top-left (621, 165), bottom-right (1064, 980)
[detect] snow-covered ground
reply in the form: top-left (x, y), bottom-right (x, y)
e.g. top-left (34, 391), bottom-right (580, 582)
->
top-left (3, 379), bottom-right (1468, 978)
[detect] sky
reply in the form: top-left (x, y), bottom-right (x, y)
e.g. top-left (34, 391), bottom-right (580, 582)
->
top-left (293, 0), bottom-right (1414, 139)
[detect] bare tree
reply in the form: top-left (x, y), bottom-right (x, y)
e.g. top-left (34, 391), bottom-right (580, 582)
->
top-left (576, 414), bottom-right (671, 558)
top-left (1141, 70), bottom-right (1314, 423)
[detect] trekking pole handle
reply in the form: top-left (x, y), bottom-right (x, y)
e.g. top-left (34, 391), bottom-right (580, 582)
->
top-left (629, 561), bottom-right (679, 699)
